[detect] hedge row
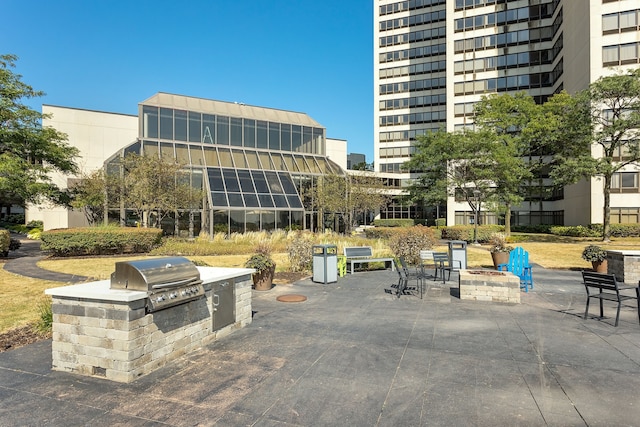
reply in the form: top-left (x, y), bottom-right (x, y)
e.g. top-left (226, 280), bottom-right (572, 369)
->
top-left (440, 225), bottom-right (504, 243)
top-left (372, 219), bottom-right (416, 228)
top-left (40, 227), bottom-right (163, 256)
top-left (364, 226), bottom-right (442, 239)
top-left (549, 225), bottom-right (600, 237)
top-left (549, 223), bottom-right (640, 238)
top-left (364, 224), bottom-right (503, 242)
top-left (510, 224), bottom-right (553, 234)
top-left (609, 223), bottom-right (640, 237)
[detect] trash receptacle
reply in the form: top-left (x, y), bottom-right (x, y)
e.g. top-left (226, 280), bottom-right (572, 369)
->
top-left (313, 244), bottom-right (337, 284)
top-left (448, 240), bottom-right (467, 270)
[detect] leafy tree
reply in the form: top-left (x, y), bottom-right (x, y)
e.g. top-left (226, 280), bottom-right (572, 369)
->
top-left (348, 172), bottom-right (391, 230)
top-left (115, 154), bottom-right (203, 229)
top-left (308, 172), bottom-right (389, 233)
top-left (0, 54), bottom-right (79, 211)
top-left (404, 129), bottom-right (500, 232)
top-left (548, 70), bottom-right (640, 241)
top-left (311, 174), bottom-right (347, 232)
top-left (473, 92), bottom-right (539, 234)
top-left (68, 170), bottom-right (109, 226)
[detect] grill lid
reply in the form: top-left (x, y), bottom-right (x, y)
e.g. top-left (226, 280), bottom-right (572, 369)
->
top-left (110, 256), bottom-right (201, 291)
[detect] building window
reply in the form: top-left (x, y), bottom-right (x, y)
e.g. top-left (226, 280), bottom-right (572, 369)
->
top-left (620, 43), bottom-right (638, 64)
top-left (612, 172), bottom-right (639, 192)
top-left (610, 208), bottom-right (640, 224)
top-left (603, 9), bottom-right (639, 34)
top-left (603, 13), bottom-right (619, 34)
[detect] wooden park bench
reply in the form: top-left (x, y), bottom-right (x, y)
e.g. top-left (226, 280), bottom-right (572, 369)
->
top-left (343, 246), bottom-right (395, 274)
top-left (582, 271), bottom-right (640, 327)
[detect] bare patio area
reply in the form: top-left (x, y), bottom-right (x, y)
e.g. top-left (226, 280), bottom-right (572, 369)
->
top-left (1, 266), bottom-right (639, 426)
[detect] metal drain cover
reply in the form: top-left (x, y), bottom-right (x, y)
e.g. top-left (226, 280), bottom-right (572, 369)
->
top-left (276, 294), bottom-right (307, 303)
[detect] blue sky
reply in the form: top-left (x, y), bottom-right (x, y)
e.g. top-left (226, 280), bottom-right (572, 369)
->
top-left (2, 1), bottom-right (374, 160)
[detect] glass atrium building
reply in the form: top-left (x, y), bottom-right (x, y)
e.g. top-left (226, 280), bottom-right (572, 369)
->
top-left (102, 93), bottom-right (346, 235)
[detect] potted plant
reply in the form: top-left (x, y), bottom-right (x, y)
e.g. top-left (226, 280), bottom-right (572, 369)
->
top-left (582, 244), bottom-right (608, 273)
top-left (488, 233), bottom-right (513, 269)
top-left (245, 242), bottom-right (276, 291)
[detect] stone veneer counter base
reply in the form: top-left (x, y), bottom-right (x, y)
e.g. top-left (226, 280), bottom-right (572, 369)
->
top-left (45, 267), bottom-right (254, 383)
top-left (459, 269), bottom-right (521, 303)
top-left (607, 250), bottom-right (640, 284)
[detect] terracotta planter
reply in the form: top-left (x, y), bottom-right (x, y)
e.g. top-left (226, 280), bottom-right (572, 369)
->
top-left (252, 265), bottom-right (276, 291)
top-left (491, 252), bottom-right (510, 270)
top-left (591, 259), bottom-right (608, 273)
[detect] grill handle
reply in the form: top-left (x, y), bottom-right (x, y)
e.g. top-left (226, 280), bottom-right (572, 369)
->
top-left (151, 277), bottom-right (202, 289)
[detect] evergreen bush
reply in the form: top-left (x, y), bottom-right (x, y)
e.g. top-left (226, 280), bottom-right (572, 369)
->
top-left (40, 227), bottom-right (162, 256)
top-left (549, 225), bottom-right (600, 237)
top-left (440, 225), bottom-right (503, 242)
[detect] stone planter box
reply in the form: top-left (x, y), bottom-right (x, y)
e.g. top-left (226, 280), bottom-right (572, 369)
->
top-left (607, 250), bottom-right (640, 283)
top-left (459, 269), bottom-right (521, 303)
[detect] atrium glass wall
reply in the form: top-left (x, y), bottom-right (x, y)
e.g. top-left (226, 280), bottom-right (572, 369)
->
top-left (105, 96), bottom-right (344, 235)
top-left (141, 106), bottom-right (326, 155)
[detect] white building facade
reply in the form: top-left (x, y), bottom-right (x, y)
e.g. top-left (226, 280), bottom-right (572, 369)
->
top-left (374, 0), bottom-right (640, 226)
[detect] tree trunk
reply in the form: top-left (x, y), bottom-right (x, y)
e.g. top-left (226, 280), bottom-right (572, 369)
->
top-left (603, 174), bottom-right (612, 242)
top-left (504, 203), bottom-right (511, 236)
top-left (189, 211), bottom-right (194, 238)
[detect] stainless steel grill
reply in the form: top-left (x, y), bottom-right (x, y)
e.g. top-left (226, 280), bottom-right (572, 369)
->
top-left (110, 257), bottom-right (204, 312)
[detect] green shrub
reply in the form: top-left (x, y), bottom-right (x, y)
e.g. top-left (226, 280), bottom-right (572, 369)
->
top-left (609, 223), bottom-right (640, 237)
top-left (0, 229), bottom-right (9, 255)
top-left (430, 226), bottom-right (442, 240)
top-left (27, 228), bottom-right (41, 240)
top-left (372, 219), bottom-right (415, 227)
top-left (27, 220), bottom-right (43, 229)
top-left (286, 233), bottom-right (314, 272)
top-left (245, 253), bottom-right (276, 273)
top-left (34, 296), bottom-right (53, 335)
top-left (434, 218), bottom-right (446, 228)
top-left (548, 223), bottom-right (640, 238)
top-left (388, 225), bottom-right (437, 265)
top-left (5, 214), bottom-right (25, 224)
top-left (440, 225), bottom-right (503, 242)
top-left (581, 244), bottom-right (607, 262)
top-left (549, 225), bottom-right (600, 237)
top-left (40, 226), bottom-right (163, 256)
top-left (9, 238), bottom-right (21, 251)
top-left (511, 224), bottom-right (553, 234)
top-left (4, 224), bottom-right (27, 233)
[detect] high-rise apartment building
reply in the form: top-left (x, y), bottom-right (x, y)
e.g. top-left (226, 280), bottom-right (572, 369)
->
top-left (374, 0), bottom-right (640, 226)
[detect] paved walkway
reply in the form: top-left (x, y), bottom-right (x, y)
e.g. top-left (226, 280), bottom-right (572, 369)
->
top-left (2, 237), bottom-right (91, 283)
top-left (1, 264), bottom-right (640, 426)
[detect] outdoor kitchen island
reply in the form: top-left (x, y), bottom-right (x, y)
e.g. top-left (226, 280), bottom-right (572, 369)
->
top-left (45, 264), bottom-right (254, 383)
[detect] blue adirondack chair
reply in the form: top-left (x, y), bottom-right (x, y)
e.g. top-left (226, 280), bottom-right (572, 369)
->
top-left (497, 247), bottom-right (533, 292)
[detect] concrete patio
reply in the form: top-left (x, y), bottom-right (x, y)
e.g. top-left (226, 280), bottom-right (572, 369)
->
top-left (1, 266), bottom-right (639, 426)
